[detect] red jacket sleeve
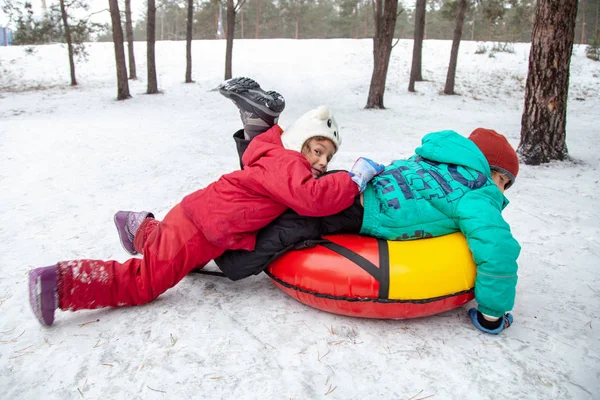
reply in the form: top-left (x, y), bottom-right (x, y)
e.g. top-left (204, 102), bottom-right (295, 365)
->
top-left (241, 125), bottom-right (284, 167)
top-left (258, 157), bottom-right (359, 217)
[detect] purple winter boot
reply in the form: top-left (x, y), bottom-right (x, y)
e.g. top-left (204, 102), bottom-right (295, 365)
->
top-left (28, 265), bottom-right (58, 326)
top-left (114, 211), bottom-right (154, 255)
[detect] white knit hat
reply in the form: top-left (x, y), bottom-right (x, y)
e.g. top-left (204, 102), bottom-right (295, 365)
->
top-left (281, 105), bottom-right (341, 153)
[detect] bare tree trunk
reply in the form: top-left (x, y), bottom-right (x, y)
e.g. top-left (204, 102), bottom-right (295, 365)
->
top-left (225, 0), bottom-right (235, 79)
top-left (354, 0), bottom-right (359, 38)
top-left (365, 0), bottom-right (399, 109)
top-left (444, 0), bottom-right (467, 95)
top-left (160, 7), bottom-right (164, 40)
top-left (59, 0), bottom-right (77, 86)
top-left (408, 0), bottom-right (426, 92)
top-left (580, 0), bottom-right (586, 44)
top-left (595, 2), bottom-right (599, 39)
top-left (471, 6), bottom-right (475, 40)
top-left (518, 0), bottom-right (578, 165)
top-left (125, 0), bottom-right (136, 80)
top-left (147, 0), bottom-right (159, 94)
top-left (295, 16), bottom-right (299, 39)
top-left (255, 0), bottom-right (260, 38)
top-left (185, 0), bottom-right (193, 83)
top-left (108, 0), bottom-right (130, 99)
top-left (222, 4), bottom-right (227, 38)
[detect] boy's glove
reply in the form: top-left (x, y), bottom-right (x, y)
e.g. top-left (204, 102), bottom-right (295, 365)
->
top-left (348, 157), bottom-right (385, 192)
top-left (468, 308), bottom-right (513, 335)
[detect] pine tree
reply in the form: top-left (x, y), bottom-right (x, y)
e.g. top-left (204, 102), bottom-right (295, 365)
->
top-left (519, 0), bottom-right (578, 164)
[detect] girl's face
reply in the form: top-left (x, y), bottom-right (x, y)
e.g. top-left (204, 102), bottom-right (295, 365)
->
top-left (491, 171), bottom-right (511, 193)
top-left (302, 138), bottom-right (336, 178)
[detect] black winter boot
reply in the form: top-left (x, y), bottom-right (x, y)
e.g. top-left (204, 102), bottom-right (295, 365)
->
top-left (218, 77), bottom-right (285, 140)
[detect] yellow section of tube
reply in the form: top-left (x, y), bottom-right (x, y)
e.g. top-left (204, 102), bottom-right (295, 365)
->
top-left (387, 233), bottom-right (476, 300)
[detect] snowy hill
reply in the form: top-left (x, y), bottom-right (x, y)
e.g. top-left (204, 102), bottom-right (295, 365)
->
top-left (0, 38), bottom-right (599, 399)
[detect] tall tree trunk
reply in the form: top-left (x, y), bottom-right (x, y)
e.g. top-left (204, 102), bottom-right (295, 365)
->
top-left (471, 6), bottom-right (475, 40)
top-left (59, 0), bottom-right (76, 86)
top-left (108, 0), bottom-right (130, 99)
top-left (147, 0), bottom-right (159, 94)
top-left (365, 0), bottom-right (399, 109)
top-left (580, 0), bottom-right (586, 43)
top-left (160, 7), bottom-right (164, 40)
top-left (216, 7), bottom-right (219, 38)
top-left (255, 0), bottom-right (260, 38)
top-left (408, 0), bottom-right (426, 92)
top-left (217, 1), bottom-right (224, 39)
top-left (125, 0), bottom-right (136, 80)
top-left (354, 0), bottom-right (359, 38)
top-left (295, 16), bottom-right (299, 39)
top-left (518, 0), bottom-right (578, 165)
top-left (185, 0), bottom-right (193, 83)
top-left (595, 2), bottom-right (599, 40)
top-left (444, 0), bottom-right (467, 95)
top-left (224, 0), bottom-right (235, 79)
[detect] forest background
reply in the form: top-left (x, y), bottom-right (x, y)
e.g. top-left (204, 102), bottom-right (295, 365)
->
top-left (2, 0), bottom-right (599, 46)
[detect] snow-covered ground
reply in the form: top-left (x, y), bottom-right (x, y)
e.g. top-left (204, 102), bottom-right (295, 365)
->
top-left (1, 38), bottom-right (599, 399)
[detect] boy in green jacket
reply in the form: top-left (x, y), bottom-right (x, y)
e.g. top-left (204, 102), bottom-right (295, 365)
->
top-left (359, 127), bottom-right (520, 333)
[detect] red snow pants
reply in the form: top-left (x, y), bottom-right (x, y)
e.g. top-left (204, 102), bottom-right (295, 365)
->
top-left (57, 204), bottom-right (225, 311)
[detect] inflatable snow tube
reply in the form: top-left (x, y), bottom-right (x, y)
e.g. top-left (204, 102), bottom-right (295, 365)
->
top-left (266, 232), bottom-right (476, 319)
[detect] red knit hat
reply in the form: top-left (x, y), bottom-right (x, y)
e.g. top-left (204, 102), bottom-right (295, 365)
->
top-left (468, 128), bottom-right (519, 189)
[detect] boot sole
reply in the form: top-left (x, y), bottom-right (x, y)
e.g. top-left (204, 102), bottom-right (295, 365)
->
top-left (28, 270), bottom-right (45, 324)
top-left (218, 77), bottom-right (285, 117)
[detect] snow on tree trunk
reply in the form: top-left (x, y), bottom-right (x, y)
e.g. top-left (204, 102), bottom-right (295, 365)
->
top-left (518, 0), bottom-right (578, 165)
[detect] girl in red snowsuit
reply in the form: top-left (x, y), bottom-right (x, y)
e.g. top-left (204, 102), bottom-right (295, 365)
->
top-left (28, 103), bottom-right (384, 326)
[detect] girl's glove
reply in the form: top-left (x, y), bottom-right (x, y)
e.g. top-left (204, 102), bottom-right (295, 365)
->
top-left (468, 308), bottom-right (513, 334)
top-left (348, 157), bottom-right (385, 192)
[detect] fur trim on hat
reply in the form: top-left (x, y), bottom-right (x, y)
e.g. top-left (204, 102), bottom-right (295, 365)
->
top-left (281, 106), bottom-right (341, 153)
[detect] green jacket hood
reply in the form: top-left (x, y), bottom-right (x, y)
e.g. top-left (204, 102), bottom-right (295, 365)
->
top-left (415, 130), bottom-right (491, 178)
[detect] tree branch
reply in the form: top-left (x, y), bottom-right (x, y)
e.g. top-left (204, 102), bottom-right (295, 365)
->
top-left (86, 8), bottom-right (109, 18)
top-left (235, 0), bottom-right (247, 12)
